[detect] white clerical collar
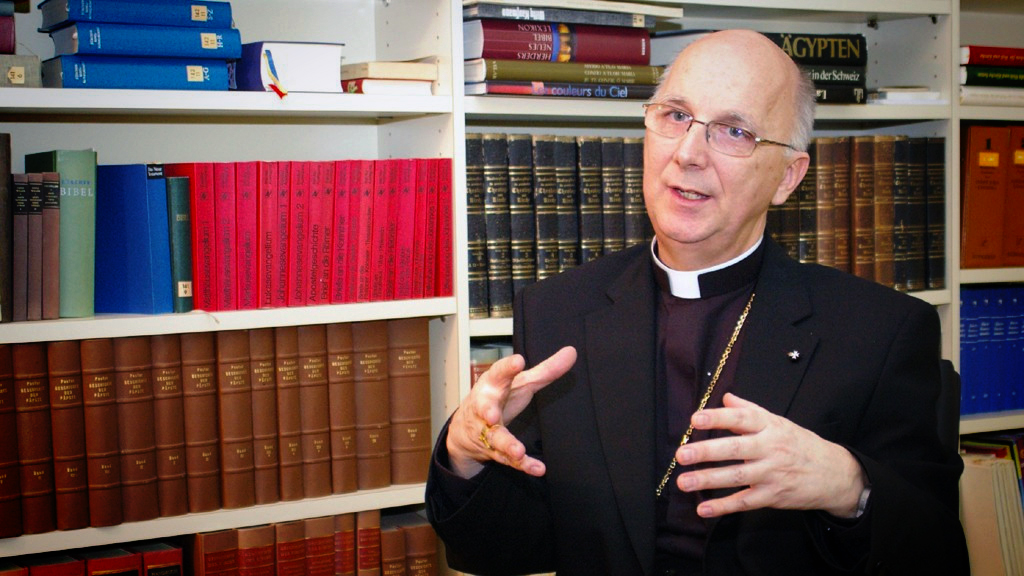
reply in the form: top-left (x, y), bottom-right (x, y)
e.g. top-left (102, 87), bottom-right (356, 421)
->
top-left (650, 238), bottom-right (763, 299)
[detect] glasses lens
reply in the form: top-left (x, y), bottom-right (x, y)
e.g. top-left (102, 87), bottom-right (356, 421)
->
top-left (646, 104), bottom-right (689, 138)
top-left (707, 122), bottom-right (756, 157)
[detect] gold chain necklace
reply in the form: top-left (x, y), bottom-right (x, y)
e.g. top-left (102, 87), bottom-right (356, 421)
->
top-left (655, 291), bottom-right (755, 498)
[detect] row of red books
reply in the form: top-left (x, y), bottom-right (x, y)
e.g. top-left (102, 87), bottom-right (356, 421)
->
top-left (169, 157), bottom-right (454, 313)
top-left (960, 124), bottom-right (1024, 269)
top-left (0, 318), bottom-right (431, 538)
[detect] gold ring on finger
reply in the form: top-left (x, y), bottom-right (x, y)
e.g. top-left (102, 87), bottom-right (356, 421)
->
top-left (479, 423), bottom-right (500, 450)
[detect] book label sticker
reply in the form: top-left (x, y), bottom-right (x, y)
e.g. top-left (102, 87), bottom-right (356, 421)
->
top-left (178, 281), bottom-right (193, 297)
top-left (979, 151), bottom-right (1000, 168)
top-left (6, 66), bottom-right (24, 84)
top-left (186, 65), bottom-right (205, 82)
top-left (201, 33), bottom-right (221, 50)
top-left (1015, 149), bottom-right (1024, 165)
top-left (192, 6), bottom-right (209, 22)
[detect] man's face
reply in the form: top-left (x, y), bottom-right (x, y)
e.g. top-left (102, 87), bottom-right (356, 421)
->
top-left (642, 34), bottom-right (809, 271)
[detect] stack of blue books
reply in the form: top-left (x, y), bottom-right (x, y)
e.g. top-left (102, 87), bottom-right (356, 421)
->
top-left (38, 0), bottom-right (240, 90)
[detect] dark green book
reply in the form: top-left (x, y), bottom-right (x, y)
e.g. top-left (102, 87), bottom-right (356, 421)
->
top-left (600, 136), bottom-right (625, 255)
top-left (925, 137), bottom-right (946, 290)
top-left (24, 149), bottom-right (97, 318)
top-left (465, 133), bottom-right (489, 319)
top-left (531, 134), bottom-right (558, 282)
top-left (166, 176), bottom-right (194, 313)
top-left (482, 132), bottom-right (511, 318)
top-left (507, 133), bottom-right (535, 297)
top-left (554, 136), bottom-right (579, 273)
top-left (576, 135), bottom-right (603, 265)
top-left (622, 136), bottom-right (648, 249)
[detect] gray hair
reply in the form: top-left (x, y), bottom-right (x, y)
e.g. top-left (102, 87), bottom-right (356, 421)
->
top-left (790, 69), bottom-right (817, 152)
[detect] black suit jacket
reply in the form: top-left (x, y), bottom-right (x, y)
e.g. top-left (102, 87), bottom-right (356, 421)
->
top-left (427, 238), bottom-right (968, 575)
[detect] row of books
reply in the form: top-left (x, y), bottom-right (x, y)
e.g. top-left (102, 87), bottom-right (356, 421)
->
top-left (960, 448), bottom-right (1024, 576)
top-left (0, 141), bottom-right (455, 321)
top-left (767, 134), bottom-right (947, 293)
top-left (462, 1), bottom-right (677, 99)
top-left (960, 286), bottom-right (1024, 416)
top-left (0, 318), bottom-right (431, 538)
top-left (0, 508), bottom-right (439, 576)
top-left (960, 124), bottom-right (1024, 269)
top-left (959, 43), bottom-right (1024, 108)
top-left (466, 132), bottom-right (653, 319)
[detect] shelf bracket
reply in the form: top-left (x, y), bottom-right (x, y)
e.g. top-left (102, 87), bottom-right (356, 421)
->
top-left (867, 17), bottom-right (879, 30)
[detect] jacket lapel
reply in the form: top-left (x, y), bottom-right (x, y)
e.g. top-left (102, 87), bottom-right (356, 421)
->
top-left (584, 253), bottom-right (659, 572)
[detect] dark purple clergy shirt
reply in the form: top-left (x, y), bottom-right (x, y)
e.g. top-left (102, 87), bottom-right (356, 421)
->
top-left (652, 240), bottom-right (763, 571)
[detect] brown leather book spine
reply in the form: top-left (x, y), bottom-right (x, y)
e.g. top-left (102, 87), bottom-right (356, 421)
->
top-left (113, 335), bottom-right (159, 522)
top-left (79, 338), bottom-right (123, 527)
top-left (386, 318), bottom-right (431, 485)
top-left (352, 321), bottom-right (390, 490)
top-left (813, 137), bottom-right (836, 269)
top-left (188, 529), bottom-right (238, 576)
top-left (326, 323), bottom-right (357, 494)
top-left (850, 135), bottom-right (875, 282)
top-left (274, 326), bottom-right (304, 501)
top-left (275, 520), bottom-right (306, 576)
top-left (400, 519), bottom-right (439, 576)
top-left (237, 524), bottom-right (276, 576)
top-left (304, 516), bottom-right (336, 576)
top-left (379, 525), bottom-right (406, 576)
top-left (248, 327), bottom-right (279, 505)
top-left (335, 513), bottom-right (357, 576)
top-left (46, 339), bottom-right (89, 530)
top-left (13, 342), bottom-right (55, 534)
top-left (0, 344), bottom-right (23, 538)
top-left (831, 136), bottom-right (852, 274)
top-left (961, 125), bottom-right (1010, 268)
top-left (180, 331), bottom-right (222, 512)
top-left (40, 171), bottom-right (60, 320)
top-left (873, 134), bottom-right (896, 288)
top-left (216, 329), bottom-right (256, 509)
top-left (356, 509), bottom-right (382, 576)
top-left (151, 333), bottom-right (188, 517)
top-left (297, 324), bottom-right (332, 498)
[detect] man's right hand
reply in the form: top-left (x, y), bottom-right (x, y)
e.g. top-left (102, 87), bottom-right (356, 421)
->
top-left (446, 346), bottom-right (577, 479)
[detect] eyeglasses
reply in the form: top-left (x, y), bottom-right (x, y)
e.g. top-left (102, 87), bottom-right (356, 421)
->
top-left (642, 102), bottom-right (798, 157)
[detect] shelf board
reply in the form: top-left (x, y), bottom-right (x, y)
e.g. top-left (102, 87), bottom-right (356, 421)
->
top-left (958, 105), bottom-right (1024, 122)
top-left (0, 298), bottom-right (457, 343)
top-left (0, 88), bottom-right (453, 119)
top-left (960, 410), bottom-right (1024, 435)
top-left (960, 268), bottom-right (1024, 284)
top-left (0, 484), bottom-right (426, 557)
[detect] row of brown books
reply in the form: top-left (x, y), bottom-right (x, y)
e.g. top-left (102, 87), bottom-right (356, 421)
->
top-left (0, 541), bottom-right (181, 576)
top-left (767, 134), bottom-right (947, 292)
top-left (466, 132), bottom-right (653, 319)
top-left (960, 124), bottom-right (1024, 269)
top-left (0, 317), bottom-right (431, 538)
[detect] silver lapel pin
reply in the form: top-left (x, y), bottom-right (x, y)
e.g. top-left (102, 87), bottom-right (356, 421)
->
top-left (787, 350), bottom-right (800, 361)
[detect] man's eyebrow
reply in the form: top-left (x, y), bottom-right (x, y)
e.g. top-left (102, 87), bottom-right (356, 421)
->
top-left (656, 98), bottom-right (757, 130)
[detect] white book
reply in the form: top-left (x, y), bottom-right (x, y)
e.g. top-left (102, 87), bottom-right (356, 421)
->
top-left (235, 41), bottom-right (345, 93)
top-left (960, 85), bottom-right (1024, 107)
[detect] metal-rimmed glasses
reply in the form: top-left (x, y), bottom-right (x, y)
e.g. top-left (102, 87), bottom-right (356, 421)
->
top-left (642, 102), bottom-right (798, 157)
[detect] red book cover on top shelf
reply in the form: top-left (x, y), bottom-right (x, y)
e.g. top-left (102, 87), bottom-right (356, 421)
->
top-left (1002, 126), bottom-right (1024, 266)
top-left (213, 162), bottom-right (238, 311)
top-left (464, 19), bottom-right (650, 65)
top-left (329, 160), bottom-right (353, 304)
top-left (164, 163), bottom-right (217, 311)
top-left (304, 161), bottom-right (334, 306)
top-left (350, 160), bottom-right (375, 303)
top-left (273, 161), bottom-right (291, 308)
top-left (391, 158), bottom-right (417, 301)
top-left (435, 158), bottom-right (454, 297)
top-left (315, 161), bottom-right (335, 305)
top-left (961, 125), bottom-right (1010, 268)
top-left (371, 159), bottom-right (397, 302)
top-left (287, 161), bottom-right (310, 307)
top-left (235, 161), bottom-right (259, 310)
top-left (256, 161), bottom-right (278, 309)
top-left (416, 158), bottom-right (440, 299)
top-left (961, 44), bottom-right (1024, 67)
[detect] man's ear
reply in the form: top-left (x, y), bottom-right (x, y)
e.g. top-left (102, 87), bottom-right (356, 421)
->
top-left (771, 152), bottom-right (810, 206)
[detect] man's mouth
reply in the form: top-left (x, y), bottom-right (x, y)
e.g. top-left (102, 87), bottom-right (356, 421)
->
top-left (674, 187), bottom-right (709, 200)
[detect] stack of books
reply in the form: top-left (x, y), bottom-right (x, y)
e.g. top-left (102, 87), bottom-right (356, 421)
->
top-left (340, 57), bottom-right (439, 96)
top-left (960, 44), bottom-right (1024, 107)
top-left (37, 0), bottom-right (240, 90)
top-left (653, 30), bottom-right (868, 104)
top-left (462, 0), bottom-right (681, 100)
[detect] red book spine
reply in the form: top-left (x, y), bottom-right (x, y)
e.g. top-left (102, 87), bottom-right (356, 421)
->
top-left (327, 323), bottom-right (357, 494)
top-left (275, 521), bottom-right (306, 576)
top-left (273, 162), bottom-right (291, 308)
top-left (40, 172), bottom-right (60, 320)
top-left (356, 509), bottom-right (381, 576)
top-left (1002, 126), bottom-right (1024, 266)
top-left (473, 19), bottom-right (649, 65)
top-left (237, 524), bottom-right (275, 576)
top-left (113, 336), bottom-right (159, 523)
top-left (304, 162), bottom-right (326, 306)
top-left (236, 161), bottom-right (259, 310)
top-left (371, 159), bottom-right (396, 302)
top-left (351, 160), bottom-right (376, 303)
top-left (216, 329), bottom-right (256, 509)
top-left (0, 344), bottom-right (22, 538)
top-left (274, 326), bottom-right (304, 501)
top-left (305, 516), bottom-right (336, 576)
top-left (249, 328), bottom-right (280, 505)
top-left (46, 340), bottom-right (89, 530)
top-left (287, 161), bottom-right (310, 307)
top-left (435, 158), bottom-right (454, 297)
top-left (412, 159), bottom-right (437, 299)
top-left (180, 331), bottom-right (222, 512)
top-left (316, 161), bottom-right (335, 305)
top-left (14, 342), bottom-right (55, 534)
top-left (150, 333), bottom-right (189, 518)
top-left (962, 44), bottom-right (1024, 67)
top-left (392, 159), bottom-right (417, 301)
top-left (256, 161), bottom-right (278, 309)
top-left (334, 513), bottom-right (357, 576)
top-left (330, 160), bottom-right (352, 304)
top-left (189, 529), bottom-right (239, 576)
top-left (25, 173), bottom-right (42, 321)
top-left (165, 163), bottom-right (217, 311)
top-left (78, 549), bottom-right (141, 576)
top-left (297, 324), bottom-right (331, 498)
top-left (79, 338), bottom-right (123, 527)
top-left (213, 162), bottom-right (238, 311)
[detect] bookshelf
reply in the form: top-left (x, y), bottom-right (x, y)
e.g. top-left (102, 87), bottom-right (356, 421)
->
top-left (0, 0), bottom-right (464, 560)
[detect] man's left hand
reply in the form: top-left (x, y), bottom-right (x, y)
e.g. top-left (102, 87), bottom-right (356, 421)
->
top-left (676, 392), bottom-right (867, 519)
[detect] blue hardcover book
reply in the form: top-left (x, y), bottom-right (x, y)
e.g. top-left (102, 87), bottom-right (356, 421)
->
top-left (42, 54), bottom-right (229, 90)
top-left (50, 21), bottom-right (241, 59)
top-left (38, 0), bottom-right (233, 32)
top-left (95, 163), bottom-right (173, 314)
